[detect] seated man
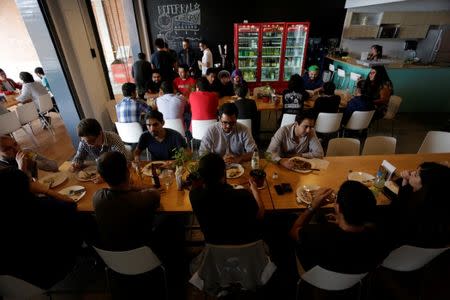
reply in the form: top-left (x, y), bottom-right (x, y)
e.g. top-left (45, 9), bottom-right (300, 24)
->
top-left (148, 69), bottom-right (162, 94)
top-left (313, 81), bottom-right (340, 114)
top-left (205, 67), bottom-right (221, 94)
top-left (189, 77), bottom-right (219, 122)
top-left (217, 70), bottom-right (234, 97)
top-left (93, 152), bottom-right (160, 251)
top-left (173, 64), bottom-right (196, 97)
top-left (115, 82), bottom-right (151, 123)
top-left (289, 180), bottom-right (383, 274)
top-left (134, 110), bottom-right (188, 161)
top-left (343, 79), bottom-right (374, 124)
top-left (0, 68), bottom-right (22, 95)
top-left (199, 103), bottom-right (257, 164)
top-left (267, 109), bottom-right (323, 169)
top-left (71, 118), bottom-right (127, 173)
top-left (155, 81), bottom-right (186, 120)
top-left (1, 167), bottom-right (80, 289)
top-left (302, 65), bottom-right (323, 96)
top-left (190, 153), bottom-right (264, 245)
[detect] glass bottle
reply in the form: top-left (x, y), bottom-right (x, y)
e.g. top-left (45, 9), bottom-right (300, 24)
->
top-left (151, 164), bottom-right (161, 188)
top-left (251, 149), bottom-right (260, 170)
top-left (373, 171), bottom-right (385, 190)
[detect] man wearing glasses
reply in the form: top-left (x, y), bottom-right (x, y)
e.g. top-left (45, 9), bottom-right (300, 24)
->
top-left (134, 110), bottom-right (187, 162)
top-left (199, 103), bottom-right (257, 164)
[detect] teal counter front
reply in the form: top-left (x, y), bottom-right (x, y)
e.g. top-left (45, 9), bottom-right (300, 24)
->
top-left (327, 56), bottom-right (450, 113)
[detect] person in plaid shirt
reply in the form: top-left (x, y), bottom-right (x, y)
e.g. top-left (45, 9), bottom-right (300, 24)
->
top-left (71, 119), bottom-right (127, 181)
top-left (115, 82), bottom-right (151, 123)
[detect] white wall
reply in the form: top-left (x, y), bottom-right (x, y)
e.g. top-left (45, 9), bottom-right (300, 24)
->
top-left (46, 0), bottom-right (114, 130)
top-left (341, 0), bottom-right (450, 59)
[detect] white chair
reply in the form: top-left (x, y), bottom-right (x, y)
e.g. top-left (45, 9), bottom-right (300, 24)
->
top-left (315, 112), bottom-right (343, 135)
top-left (0, 112), bottom-right (38, 146)
top-left (115, 122), bottom-right (143, 144)
top-left (93, 245), bottom-right (168, 299)
top-left (328, 63), bottom-right (336, 82)
top-left (336, 68), bottom-right (347, 90)
top-left (38, 94), bottom-right (56, 132)
top-left (296, 265), bottom-right (368, 299)
top-left (326, 138), bottom-right (360, 156)
top-left (280, 113), bottom-right (296, 128)
top-left (382, 95), bottom-right (402, 136)
top-left (237, 119), bottom-right (252, 132)
top-left (189, 240), bottom-right (276, 297)
top-left (362, 136), bottom-right (396, 155)
top-left (0, 275), bottom-right (46, 300)
top-left (417, 131), bottom-right (450, 154)
top-left (15, 102), bottom-right (39, 133)
top-left (382, 245), bottom-right (449, 272)
top-left (164, 118), bottom-right (185, 137)
top-left (343, 110), bottom-right (375, 138)
top-left (348, 72), bottom-right (362, 94)
top-left (191, 119), bottom-right (216, 140)
top-left (106, 100), bottom-right (118, 123)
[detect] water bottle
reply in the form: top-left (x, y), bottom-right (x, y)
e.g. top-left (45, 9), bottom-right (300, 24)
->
top-left (251, 149), bottom-right (259, 170)
top-left (373, 171), bottom-right (385, 190)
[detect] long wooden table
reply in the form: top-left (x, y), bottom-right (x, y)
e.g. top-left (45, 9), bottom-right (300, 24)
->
top-left (42, 153), bottom-right (450, 213)
top-left (2, 94), bottom-right (19, 108)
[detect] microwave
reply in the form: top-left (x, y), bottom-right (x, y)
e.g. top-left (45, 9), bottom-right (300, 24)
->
top-left (378, 25), bottom-right (400, 38)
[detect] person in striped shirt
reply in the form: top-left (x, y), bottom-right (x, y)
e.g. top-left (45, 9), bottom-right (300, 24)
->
top-left (115, 82), bottom-right (151, 123)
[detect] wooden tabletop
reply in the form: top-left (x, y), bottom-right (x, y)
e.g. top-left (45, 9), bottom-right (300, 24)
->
top-left (219, 96), bottom-right (282, 111)
top-left (2, 94), bottom-right (19, 108)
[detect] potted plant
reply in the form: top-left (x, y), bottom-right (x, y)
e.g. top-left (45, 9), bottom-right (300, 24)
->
top-left (172, 148), bottom-right (203, 190)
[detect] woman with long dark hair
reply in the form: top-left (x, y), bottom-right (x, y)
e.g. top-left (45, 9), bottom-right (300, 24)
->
top-left (365, 65), bottom-right (393, 119)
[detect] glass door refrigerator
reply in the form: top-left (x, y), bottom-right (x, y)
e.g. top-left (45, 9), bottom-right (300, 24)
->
top-left (234, 22), bottom-right (310, 92)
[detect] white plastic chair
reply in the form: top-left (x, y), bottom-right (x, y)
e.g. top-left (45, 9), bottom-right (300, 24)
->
top-left (383, 95), bottom-right (402, 136)
top-left (0, 112), bottom-right (37, 146)
top-left (16, 102), bottom-right (39, 133)
top-left (0, 275), bottom-right (47, 299)
top-left (280, 113), bottom-right (296, 128)
top-left (382, 245), bottom-right (449, 272)
top-left (336, 69), bottom-right (347, 90)
top-left (93, 245), bottom-right (168, 299)
top-left (343, 110), bottom-right (375, 138)
top-left (237, 119), bottom-right (252, 132)
top-left (362, 136), bottom-right (396, 155)
top-left (296, 265), bottom-right (367, 299)
top-left (315, 112), bottom-right (343, 135)
top-left (191, 119), bottom-right (216, 140)
top-left (38, 94), bottom-right (56, 134)
top-left (115, 122), bottom-right (143, 144)
top-left (348, 72), bottom-right (362, 94)
top-left (328, 64), bottom-right (336, 82)
top-left (164, 118), bottom-right (185, 137)
top-left (326, 138), bottom-right (360, 156)
top-left (417, 131), bottom-right (450, 154)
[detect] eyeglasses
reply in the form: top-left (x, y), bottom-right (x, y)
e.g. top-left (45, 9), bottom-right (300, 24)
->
top-left (221, 120), bottom-right (236, 126)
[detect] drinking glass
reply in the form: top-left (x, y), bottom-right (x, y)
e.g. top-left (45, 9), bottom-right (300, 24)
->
top-left (161, 169), bottom-right (174, 191)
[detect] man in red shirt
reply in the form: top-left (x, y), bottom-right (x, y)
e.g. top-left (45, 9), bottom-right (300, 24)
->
top-left (173, 64), bottom-right (196, 98)
top-left (189, 77), bottom-right (218, 121)
top-left (0, 68), bottom-right (22, 95)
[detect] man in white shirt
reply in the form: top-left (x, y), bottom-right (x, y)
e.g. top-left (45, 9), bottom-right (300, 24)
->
top-left (155, 81), bottom-right (186, 120)
top-left (198, 40), bottom-right (213, 76)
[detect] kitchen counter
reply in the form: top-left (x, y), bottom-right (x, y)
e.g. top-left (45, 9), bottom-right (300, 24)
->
top-left (327, 55), bottom-right (449, 69)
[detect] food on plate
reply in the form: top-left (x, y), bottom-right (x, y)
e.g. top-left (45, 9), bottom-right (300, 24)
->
top-left (291, 158), bottom-right (312, 171)
top-left (78, 170), bottom-right (96, 180)
top-left (226, 166), bottom-right (241, 178)
top-left (42, 177), bottom-right (55, 187)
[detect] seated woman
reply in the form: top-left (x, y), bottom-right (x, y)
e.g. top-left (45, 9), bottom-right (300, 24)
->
top-left (289, 180), bottom-right (384, 274)
top-left (342, 79), bottom-right (374, 125)
top-left (282, 74), bottom-right (309, 116)
top-left (217, 70), bottom-right (234, 97)
top-left (0, 167), bottom-right (81, 289)
top-left (231, 69), bottom-right (247, 87)
top-left (233, 83), bottom-right (258, 140)
top-left (367, 44), bottom-right (383, 61)
top-left (385, 162), bottom-right (450, 249)
top-left (365, 65), bottom-right (393, 120)
top-left (313, 82), bottom-right (340, 114)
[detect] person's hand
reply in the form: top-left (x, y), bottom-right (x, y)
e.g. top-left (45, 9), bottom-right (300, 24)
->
top-left (70, 162), bottom-right (83, 172)
top-left (325, 213), bottom-right (337, 224)
top-left (280, 158), bottom-right (294, 170)
top-left (400, 170), bottom-right (412, 186)
top-left (248, 177), bottom-right (259, 193)
top-left (311, 187), bottom-right (334, 210)
top-left (15, 151), bottom-right (29, 172)
top-left (92, 174), bottom-right (104, 184)
top-left (30, 181), bottom-right (50, 195)
top-left (223, 154), bottom-right (238, 164)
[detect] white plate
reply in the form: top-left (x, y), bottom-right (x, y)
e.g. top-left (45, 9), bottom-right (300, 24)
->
top-left (38, 172), bottom-right (68, 188)
top-left (76, 166), bottom-right (97, 182)
top-left (58, 185), bottom-right (86, 202)
top-left (226, 163), bottom-right (245, 179)
top-left (142, 161), bottom-right (167, 176)
top-left (347, 172), bottom-right (375, 184)
top-left (231, 184), bottom-right (244, 189)
top-left (289, 157), bottom-right (315, 173)
top-left (296, 185), bottom-right (320, 205)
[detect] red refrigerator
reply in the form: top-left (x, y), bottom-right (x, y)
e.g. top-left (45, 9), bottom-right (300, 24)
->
top-left (234, 22), bottom-right (310, 93)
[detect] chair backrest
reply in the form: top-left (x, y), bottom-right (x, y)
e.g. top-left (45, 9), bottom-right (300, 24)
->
top-left (189, 240), bottom-right (276, 293)
top-left (315, 113), bottom-right (343, 134)
top-left (417, 131), bottom-right (450, 154)
top-left (191, 119), bottom-right (216, 140)
top-left (0, 111), bottom-right (22, 135)
top-left (280, 113), bottom-right (296, 128)
top-left (302, 266), bottom-right (368, 291)
top-left (164, 118), bottom-right (185, 137)
top-left (337, 69), bottom-right (346, 78)
top-left (237, 119), bottom-right (252, 131)
top-left (329, 64), bottom-right (335, 72)
top-left (115, 122), bottom-right (143, 144)
top-left (384, 95), bottom-right (402, 120)
top-left (349, 72), bottom-right (361, 82)
top-left (106, 100), bottom-right (118, 123)
top-left (38, 93), bottom-right (53, 113)
top-left (326, 138), bottom-right (360, 156)
top-left (362, 136), bottom-right (396, 155)
top-left (0, 275), bottom-right (45, 299)
top-left (345, 110), bottom-right (375, 131)
top-left (93, 245), bottom-right (162, 275)
top-left (15, 102), bottom-right (39, 125)
top-left (381, 245), bottom-right (449, 272)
